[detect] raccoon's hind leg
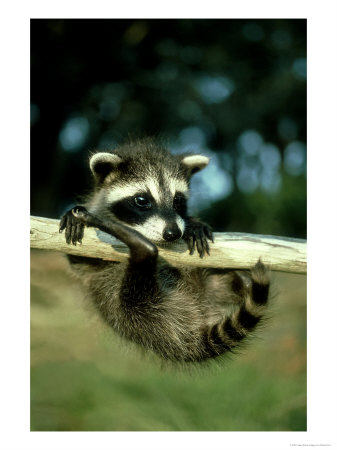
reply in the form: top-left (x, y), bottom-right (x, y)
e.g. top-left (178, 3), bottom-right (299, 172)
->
top-left (201, 260), bottom-right (270, 360)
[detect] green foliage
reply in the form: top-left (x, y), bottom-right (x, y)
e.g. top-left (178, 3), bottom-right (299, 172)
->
top-left (31, 252), bottom-right (306, 431)
top-left (31, 359), bottom-right (306, 431)
top-left (31, 19), bottom-right (306, 240)
top-left (201, 174), bottom-right (306, 238)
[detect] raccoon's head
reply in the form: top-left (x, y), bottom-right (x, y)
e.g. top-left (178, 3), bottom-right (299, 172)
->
top-left (88, 140), bottom-right (209, 244)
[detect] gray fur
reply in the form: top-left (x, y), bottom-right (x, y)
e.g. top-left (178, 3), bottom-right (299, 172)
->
top-left (60, 138), bottom-right (270, 363)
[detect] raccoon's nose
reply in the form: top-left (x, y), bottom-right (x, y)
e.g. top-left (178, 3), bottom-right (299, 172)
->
top-left (163, 225), bottom-right (182, 242)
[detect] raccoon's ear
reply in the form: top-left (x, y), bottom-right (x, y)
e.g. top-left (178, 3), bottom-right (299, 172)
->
top-left (89, 152), bottom-right (123, 183)
top-left (180, 154), bottom-right (210, 176)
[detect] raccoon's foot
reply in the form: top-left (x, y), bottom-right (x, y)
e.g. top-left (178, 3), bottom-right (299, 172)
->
top-left (183, 217), bottom-right (214, 258)
top-left (61, 206), bottom-right (107, 237)
top-left (59, 206), bottom-right (89, 245)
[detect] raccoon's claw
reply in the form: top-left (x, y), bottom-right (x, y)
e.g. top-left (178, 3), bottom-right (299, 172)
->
top-left (59, 206), bottom-right (87, 245)
top-left (204, 227), bottom-right (214, 243)
top-left (183, 218), bottom-right (213, 258)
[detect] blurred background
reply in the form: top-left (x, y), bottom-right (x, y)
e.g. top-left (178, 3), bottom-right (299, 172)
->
top-left (30, 19), bottom-right (307, 431)
top-left (30, 18), bottom-right (306, 238)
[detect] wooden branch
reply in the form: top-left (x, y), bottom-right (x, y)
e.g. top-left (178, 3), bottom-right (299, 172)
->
top-left (30, 216), bottom-right (307, 274)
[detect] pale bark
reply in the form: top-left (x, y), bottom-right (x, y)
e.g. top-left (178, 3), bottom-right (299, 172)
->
top-left (30, 216), bottom-right (307, 274)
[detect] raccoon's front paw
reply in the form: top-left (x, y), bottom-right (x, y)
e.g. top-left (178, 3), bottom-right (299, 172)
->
top-left (59, 206), bottom-right (88, 245)
top-left (183, 218), bottom-right (214, 258)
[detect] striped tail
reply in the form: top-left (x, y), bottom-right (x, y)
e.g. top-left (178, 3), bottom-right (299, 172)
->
top-left (202, 260), bottom-right (270, 360)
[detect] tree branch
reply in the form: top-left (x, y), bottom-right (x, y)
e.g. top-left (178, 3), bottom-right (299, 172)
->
top-left (30, 216), bottom-right (307, 274)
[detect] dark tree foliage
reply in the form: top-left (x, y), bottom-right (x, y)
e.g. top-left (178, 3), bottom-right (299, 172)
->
top-left (30, 19), bottom-right (306, 238)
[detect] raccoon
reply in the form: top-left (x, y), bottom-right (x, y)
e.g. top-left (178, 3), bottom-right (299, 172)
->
top-left (59, 138), bottom-right (269, 363)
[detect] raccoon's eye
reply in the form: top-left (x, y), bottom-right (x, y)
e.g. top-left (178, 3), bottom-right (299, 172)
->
top-left (173, 193), bottom-right (187, 212)
top-left (134, 195), bottom-right (152, 209)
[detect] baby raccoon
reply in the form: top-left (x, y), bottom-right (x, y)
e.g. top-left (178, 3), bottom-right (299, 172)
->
top-left (60, 138), bottom-right (270, 363)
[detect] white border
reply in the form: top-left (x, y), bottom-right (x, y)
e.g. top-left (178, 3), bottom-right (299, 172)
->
top-left (1, 1), bottom-right (337, 449)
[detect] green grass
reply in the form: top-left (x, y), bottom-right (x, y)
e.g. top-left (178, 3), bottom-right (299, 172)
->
top-left (30, 250), bottom-right (306, 431)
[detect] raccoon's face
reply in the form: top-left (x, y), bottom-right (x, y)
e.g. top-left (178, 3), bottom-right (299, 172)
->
top-left (88, 144), bottom-right (209, 244)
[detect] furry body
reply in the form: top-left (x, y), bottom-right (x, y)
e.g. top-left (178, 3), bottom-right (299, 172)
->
top-left (60, 138), bottom-right (269, 363)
